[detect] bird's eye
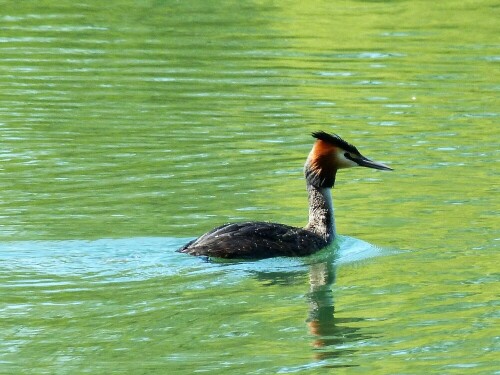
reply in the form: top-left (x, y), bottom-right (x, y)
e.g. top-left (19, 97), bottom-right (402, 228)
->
top-left (344, 153), bottom-right (355, 162)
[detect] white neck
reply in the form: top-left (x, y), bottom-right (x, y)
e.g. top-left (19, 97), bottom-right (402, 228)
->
top-left (304, 182), bottom-right (335, 243)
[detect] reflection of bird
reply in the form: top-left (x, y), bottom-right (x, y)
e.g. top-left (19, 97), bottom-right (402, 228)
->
top-left (178, 131), bottom-right (392, 259)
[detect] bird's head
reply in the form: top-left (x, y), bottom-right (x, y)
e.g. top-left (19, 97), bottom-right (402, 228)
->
top-left (304, 131), bottom-right (392, 188)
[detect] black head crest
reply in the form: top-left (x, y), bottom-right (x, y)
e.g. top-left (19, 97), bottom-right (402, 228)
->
top-left (312, 131), bottom-right (360, 155)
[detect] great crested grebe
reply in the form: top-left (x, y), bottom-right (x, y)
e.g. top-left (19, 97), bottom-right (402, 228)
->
top-left (177, 131), bottom-right (392, 259)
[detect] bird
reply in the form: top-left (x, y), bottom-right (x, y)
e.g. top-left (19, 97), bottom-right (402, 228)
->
top-left (177, 131), bottom-right (392, 259)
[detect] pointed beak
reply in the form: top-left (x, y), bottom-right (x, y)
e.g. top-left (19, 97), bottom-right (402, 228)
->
top-left (355, 155), bottom-right (393, 171)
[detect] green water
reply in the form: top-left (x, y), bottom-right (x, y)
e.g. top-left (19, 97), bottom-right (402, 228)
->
top-left (1, 0), bottom-right (498, 373)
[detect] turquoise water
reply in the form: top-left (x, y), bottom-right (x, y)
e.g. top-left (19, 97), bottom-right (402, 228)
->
top-left (0, 0), bottom-right (499, 373)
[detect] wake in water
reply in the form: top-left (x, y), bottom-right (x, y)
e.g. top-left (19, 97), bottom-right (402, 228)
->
top-left (0, 235), bottom-right (392, 282)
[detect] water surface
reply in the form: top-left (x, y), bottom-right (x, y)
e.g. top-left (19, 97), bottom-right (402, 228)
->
top-left (0, 0), bottom-right (498, 373)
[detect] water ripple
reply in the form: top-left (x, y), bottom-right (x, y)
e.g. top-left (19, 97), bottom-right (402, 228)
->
top-left (0, 235), bottom-right (388, 283)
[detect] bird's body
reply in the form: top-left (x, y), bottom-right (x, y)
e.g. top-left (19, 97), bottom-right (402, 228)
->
top-left (177, 131), bottom-right (392, 259)
top-left (177, 221), bottom-right (327, 258)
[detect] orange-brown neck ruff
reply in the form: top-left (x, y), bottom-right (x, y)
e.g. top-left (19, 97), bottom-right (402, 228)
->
top-left (304, 140), bottom-right (338, 188)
